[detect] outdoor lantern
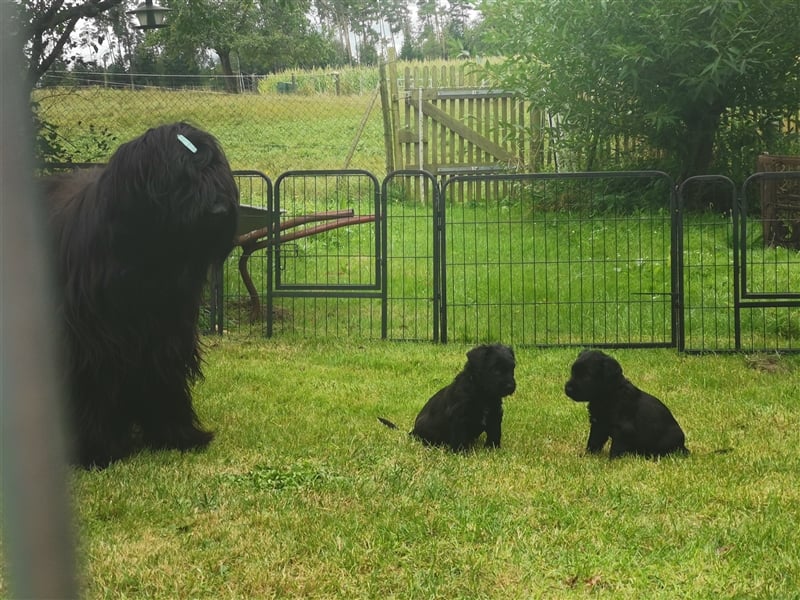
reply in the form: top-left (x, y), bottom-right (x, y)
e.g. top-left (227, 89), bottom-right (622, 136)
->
top-left (127, 0), bottom-right (171, 30)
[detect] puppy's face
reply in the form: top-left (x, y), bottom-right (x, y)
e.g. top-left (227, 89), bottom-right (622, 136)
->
top-left (564, 349), bottom-right (623, 403)
top-left (466, 344), bottom-right (517, 398)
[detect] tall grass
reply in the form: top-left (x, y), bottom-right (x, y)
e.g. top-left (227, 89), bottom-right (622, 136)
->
top-left (34, 88), bottom-right (386, 175)
top-left (256, 58), bottom-right (483, 97)
top-left (258, 65), bottom-right (381, 97)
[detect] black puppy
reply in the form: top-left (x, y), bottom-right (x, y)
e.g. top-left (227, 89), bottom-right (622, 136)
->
top-left (564, 349), bottom-right (688, 458)
top-left (379, 344), bottom-right (516, 451)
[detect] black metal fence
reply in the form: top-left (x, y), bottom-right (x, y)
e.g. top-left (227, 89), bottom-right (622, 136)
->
top-left (209, 169), bottom-right (800, 353)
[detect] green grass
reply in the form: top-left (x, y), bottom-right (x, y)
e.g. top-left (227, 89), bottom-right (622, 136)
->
top-left (11, 338), bottom-right (797, 598)
top-left (214, 196), bottom-right (800, 351)
top-left (34, 88), bottom-right (386, 176)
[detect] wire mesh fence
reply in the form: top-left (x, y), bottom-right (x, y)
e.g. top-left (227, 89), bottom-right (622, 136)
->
top-left (268, 170), bottom-right (382, 339)
top-left (213, 169), bottom-right (800, 353)
top-left (735, 171), bottom-right (800, 352)
top-left (678, 176), bottom-right (740, 353)
top-left (35, 71), bottom-right (386, 176)
top-left (383, 171), bottom-right (441, 342)
top-left (440, 172), bottom-right (675, 347)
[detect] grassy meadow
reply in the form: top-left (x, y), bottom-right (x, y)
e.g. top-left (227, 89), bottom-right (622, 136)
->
top-left (25, 337), bottom-right (798, 598)
top-left (35, 58), bottom-right (483, 178)
top-left (34, 87), bottom-right (386, 176)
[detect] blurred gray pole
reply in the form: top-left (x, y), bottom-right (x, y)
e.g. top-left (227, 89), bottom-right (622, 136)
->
top-left (1, 4), bottom-right (80, 599)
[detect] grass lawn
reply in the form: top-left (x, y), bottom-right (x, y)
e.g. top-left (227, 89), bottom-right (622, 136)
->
top-left (34, 88), bottom-right (386, 176)
top-left (44, 337), bottom-right (800, 598)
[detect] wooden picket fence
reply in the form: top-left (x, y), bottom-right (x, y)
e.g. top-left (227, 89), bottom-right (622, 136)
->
top-left (379, 50), bottom-right (545, 180)
top-left (378, 52), bottom-right (800, 190)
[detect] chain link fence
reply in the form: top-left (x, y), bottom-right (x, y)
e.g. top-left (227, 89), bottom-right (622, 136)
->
top-left (35, 71), bottom-right (386, 177)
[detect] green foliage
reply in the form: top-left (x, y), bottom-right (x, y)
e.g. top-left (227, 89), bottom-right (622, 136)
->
top-left (478, 0), bottom-right (800, 181)
top-left (17, 0), bottom-right (128, 86)
top-left (31, 100), bottom-right (118, 165)
top-left (219, 461), bottom-right (342, 491)
top-left (154, 0), bottom-right (342, 79)
top-left (258, 64), bottom-right (381, 96)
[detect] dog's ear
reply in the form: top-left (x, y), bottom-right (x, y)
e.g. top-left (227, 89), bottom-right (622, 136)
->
top-left (602, 354), bottom-right (623, 380)
top-left (466, 345), bottom-right (489, 366)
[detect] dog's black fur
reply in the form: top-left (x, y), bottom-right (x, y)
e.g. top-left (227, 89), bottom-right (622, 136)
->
top-left (564, 349), bottom-right (688, 458)
top-left (42, 122), bottom-right (239, 468)
top-left (379, 344), bottom-right (516, 451)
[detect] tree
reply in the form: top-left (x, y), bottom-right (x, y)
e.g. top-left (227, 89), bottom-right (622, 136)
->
top-left (159, 0), bottom-right (340, 88)
top-left (18, 0), bottom-right (340, 92)
top-left (312, 0), bottom-right (409, 65)
top-left (479, 0), bottom-right (800, 179)
top-left (17, 0), bottom-right (127, 87)
top-left (394, 1), bottom-right (483, 61)
top-left (151, 0), bottom-right (257, 92)
top-left (13, 1), bottom-right (129, 164)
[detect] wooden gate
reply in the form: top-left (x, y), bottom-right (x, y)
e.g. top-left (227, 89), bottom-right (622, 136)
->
top-left (379, 51), bottom-right (544, 181)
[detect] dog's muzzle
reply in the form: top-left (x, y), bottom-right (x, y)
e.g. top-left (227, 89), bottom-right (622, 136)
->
top-left (564, 382), bottom-right (587, 402)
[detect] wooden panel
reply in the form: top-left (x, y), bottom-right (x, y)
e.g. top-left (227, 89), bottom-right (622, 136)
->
top-left (380, 52), bottom-right (543, 194)
top-left (414, 99), bottom-right (516, 162)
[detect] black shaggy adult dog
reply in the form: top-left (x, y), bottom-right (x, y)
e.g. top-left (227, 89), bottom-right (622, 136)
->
top-left (42, 122), bottom-right (239, 468)
top-left (564, 349), bottom-right (688, 458)
top-left (379, 344), bottom-right (516, 451)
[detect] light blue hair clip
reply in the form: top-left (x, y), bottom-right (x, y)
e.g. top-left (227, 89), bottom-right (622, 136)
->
top-left (177, 133), bottom-right (198, 154)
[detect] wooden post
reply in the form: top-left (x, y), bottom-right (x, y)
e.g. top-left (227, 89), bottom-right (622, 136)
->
top-left (379, 61), bottom-right (394, 174)
top-left (387, 48), bottom-right (404, 171)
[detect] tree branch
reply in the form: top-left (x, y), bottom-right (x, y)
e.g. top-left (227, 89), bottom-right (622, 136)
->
top-left (30, 15), bottom-right (81, 82)
top-left (27, 0), bottom-right (126, 37)
top-left (25, 0), bottom-right (127, 88)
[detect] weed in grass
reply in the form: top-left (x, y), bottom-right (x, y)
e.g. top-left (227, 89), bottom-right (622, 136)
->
top-left (219, 462), bottom-right (344, 492)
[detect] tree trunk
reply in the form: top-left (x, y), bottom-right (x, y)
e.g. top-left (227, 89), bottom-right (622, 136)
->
top-left (215, 48), bottom-right (239, 93)
top-left (680, 107), bottom-right (723, 181)
top-left (679, 107), bottom-right (724, 210)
